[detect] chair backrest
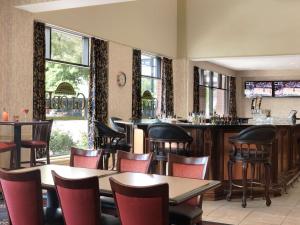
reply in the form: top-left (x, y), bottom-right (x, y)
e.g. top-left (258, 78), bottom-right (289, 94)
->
top-left (110, 117), bottom-right (126, 133)
top-left (52, 171), bottom-right (101, 225)
top-left (167, 154), bottom-right (209, 207)
top-left (33, 119), bottom-right (53, 143)
top-left (168, 153), bottom-right (209, 180)
top-left (70, 147), bottom-right (103, 169)
top-left (231, 125), bottom-right (276, 144)
top-left (147, 123), bottom-right (193, 156)
top-left (94, 120), bottom-right (125, 149)
top-left (116, 150), bottom-right (153, 173)
top-left (109, 177), bottom-right (169, 225)
top-left (0, 169), bottom-right (44, 225)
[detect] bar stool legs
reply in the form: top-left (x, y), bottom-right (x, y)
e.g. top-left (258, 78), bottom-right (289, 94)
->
top-left (242, 161), bottom-right (248, 208)
top-left (227, 160), bottom-right (272, 208)
top-left (226, 159), bottom-right (233, 201)
top-left (265, 162), bottom-right (272, 206)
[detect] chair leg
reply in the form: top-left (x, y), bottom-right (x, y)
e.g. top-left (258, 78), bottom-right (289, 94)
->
top-left (226, 159), bottom-right (233, 201)
top-left (30, 148), bottom-right (35, 167)
top-left (242, 161), bottom-right (248, 208)
top-left (103, 153), bottom-right (110, 170)
top-left (46, 146), bottom-right (50, 164)
top-left (9, 150), bottom-right (14, 169)
top-left (250, 162), bottom-right (255, 200)
top-left (111, 153), bottom-right (116, 170)
top-left (264, 162), bottom-right (272, 206)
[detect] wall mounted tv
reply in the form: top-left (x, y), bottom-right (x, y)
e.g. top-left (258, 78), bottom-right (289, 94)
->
top-left (274, 81), bottom-right (300, 97)
top-left (244, 81), bottom-right (273, 98)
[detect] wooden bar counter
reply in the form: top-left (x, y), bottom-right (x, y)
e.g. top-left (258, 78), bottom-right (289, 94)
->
top-left (117, 120), bottom-right (300, 200)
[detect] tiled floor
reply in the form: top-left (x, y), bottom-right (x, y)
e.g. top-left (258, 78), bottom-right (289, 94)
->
top-left (202, 181), bottom-right (300, 225)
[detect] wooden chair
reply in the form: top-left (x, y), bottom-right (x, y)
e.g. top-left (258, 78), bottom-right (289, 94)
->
top-left (148, 123), bottom-right (193, 175)
top-left (109, 177), bottom-right (169, 225)
top-left (101, 150), bottom-right (153, 216)
top-left (70, 147), bottom-right (103, 169)
top-left (52, 171), bottom-right (120, 225)
top-left (21, 119), bottom-right (53, 166)
top-left (116, 150), bottom-right (153, 173)
top-left (0, 169), bottom-right (63, 225)
top-left (168, 153), bottom-right (209, 225)
top-left (0, 142), bottom-right (16, 169)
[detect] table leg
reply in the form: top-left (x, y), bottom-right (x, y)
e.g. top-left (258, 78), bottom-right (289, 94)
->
top-left (13, 125), bottom-right (21, 169)
top-left (46, 189), bottom-right (59, 208)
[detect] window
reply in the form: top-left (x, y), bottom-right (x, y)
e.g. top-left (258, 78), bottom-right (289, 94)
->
top-left (141, 54), bottom-right (162, 118)
top-left (45, 26), bottom-right (90, 156)
top-left (198, 69), bottom-right (230, 116)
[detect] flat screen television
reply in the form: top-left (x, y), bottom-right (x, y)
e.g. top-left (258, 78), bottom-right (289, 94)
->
top-left (274, 81), bottom-right (300, 97)
top-left (244, 81), bottom-right (273, 98)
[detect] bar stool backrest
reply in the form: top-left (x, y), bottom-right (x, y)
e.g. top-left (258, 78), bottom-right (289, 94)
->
top-left (110, 117), bottom-right (126, 134)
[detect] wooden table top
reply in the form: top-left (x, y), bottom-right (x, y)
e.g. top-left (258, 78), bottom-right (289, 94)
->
top-left (17, 164), bottom-right (117, 189)
top-left (99, 172), bottom-right (221, 205)
top-left (16, 165), bottom-right (220, 205)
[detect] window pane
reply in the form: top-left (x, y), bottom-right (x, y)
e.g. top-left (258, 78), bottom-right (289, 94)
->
top-left (199, 86), bottom-right (210, 117)
top-left (141, 54), bottom-right (161, 78)
top-left (45, 61), bottom-right (89, 156)
top-left (51, 29), bottom-right (87, 65)
top-left (213, 89), bottom-right (226, 115)
top-left (141, 77), bottom-right (162, 118)
top-left (199, 69), bottom-right (204, 85)
top-left (222, 75), bottom-right (227, 89)
top-left (213, 72), bottom-right (218, 88)
top-left (204, 70), bottom-right (210, 86)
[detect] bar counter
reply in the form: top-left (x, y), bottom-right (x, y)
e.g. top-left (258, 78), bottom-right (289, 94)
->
top-left (117, 119), bottom-right (300, 200)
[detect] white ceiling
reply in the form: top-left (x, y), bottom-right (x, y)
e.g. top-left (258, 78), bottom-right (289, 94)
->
top-left (203, 55), bottom-right (300, 71)
top-left (15, 0), bottom-right (136, 13)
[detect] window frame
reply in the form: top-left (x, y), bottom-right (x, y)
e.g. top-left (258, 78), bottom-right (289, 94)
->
top-left (198, 68), bottom-right (231, 115)
top-left (45, 26), bottom-right (90, 68)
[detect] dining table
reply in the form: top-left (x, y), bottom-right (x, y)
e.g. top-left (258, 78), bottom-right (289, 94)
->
top-left (0, 121), bottom-right (49, 169)
top-left (17, 164), bottom-right (221, 206)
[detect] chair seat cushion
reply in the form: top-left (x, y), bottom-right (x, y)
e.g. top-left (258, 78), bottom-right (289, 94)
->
top-left (21, 140), bottom-right (47, 148)
top-left (101, 213), bottom-right (120, 225)
top-left (0, 142), bottom-right (15, 152)
top-left (169, 203), bottom-right (203, 224)
top-left (44, 207), bottom-right (64, 225)
top-left (101, 196), bottom-right (116, 209)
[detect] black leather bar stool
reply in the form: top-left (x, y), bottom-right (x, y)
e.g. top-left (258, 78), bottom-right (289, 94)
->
top-left (109, 117), bottom-right (126, 134)
top-left (94, 121), bottom-right (131, 170)
top-left (147, 123), bottom-right (193, 175)
top-left (227, 125), bottom-right (276, 208)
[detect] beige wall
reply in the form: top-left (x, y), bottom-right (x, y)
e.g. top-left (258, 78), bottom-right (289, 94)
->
top-left (108, 42), bottom-right (132, 120)
top-left (186, 0), bottom-right (300, 59)
top-left (236, 70), bottom-right (300, 118)
top-left (35, 0), bottom-right (178, 58)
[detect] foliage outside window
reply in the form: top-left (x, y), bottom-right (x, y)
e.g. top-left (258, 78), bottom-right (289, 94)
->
top-left (198, 69), bottom-right (230, 116)
top-left (45, 26), bottom-right (90, 156)
top-left (141, 54), bottom-right (162, 118)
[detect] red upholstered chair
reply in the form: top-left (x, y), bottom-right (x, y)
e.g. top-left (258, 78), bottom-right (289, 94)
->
top-left (0, 169), bottom-right (63, 225)
top-left (101, 151), bottom-right (153, 215)
top-left (117, 150), bottom-right (153, 173)
top-left (70, 147), bottom-right (103, 169)
top-left (168, 153), bottom-right (209, 225)
top-left (52, 171), bottom-right (119, 225)
top-left (0, 142), bottom-right (16, 169)
top-left (109, 177), bottom-right (169, 225)
top-left (21, 119), bottom-right (53, 166)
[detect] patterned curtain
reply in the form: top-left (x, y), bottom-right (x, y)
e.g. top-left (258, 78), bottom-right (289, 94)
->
top-left (33, 21), bottom-right (46, 121)
top-left (88, 38), bottom-right (108, 148)
top-left (161, 57), bottom-right (174, 116)
top-left (193, 66), bottom-right (200, 113)
top-left (229, 76), bottom-right (237, 117)
top-left (132, 49), bottom-right (142, 119)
